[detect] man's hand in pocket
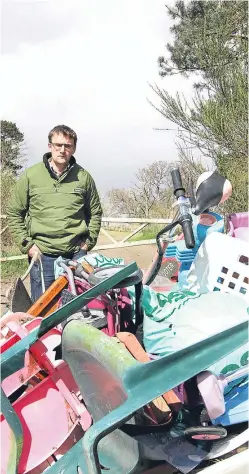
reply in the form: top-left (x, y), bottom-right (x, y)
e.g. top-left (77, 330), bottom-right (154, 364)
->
top-left (28, 244), bottom-right (41, 259)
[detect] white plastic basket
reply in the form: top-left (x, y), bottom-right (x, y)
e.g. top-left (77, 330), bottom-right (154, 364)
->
top-left (195, 450), bottom-right (248, 474)
top-left (186, 232), bottom-right (249, 302)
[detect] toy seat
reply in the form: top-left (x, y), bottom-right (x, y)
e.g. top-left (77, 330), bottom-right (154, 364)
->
top-left (0, 318), bottom-right (91, 473)
top-left (1, 317), bottom-right (62, 398)
top-left (1, 374), bottom-right (78, 473)
top-left (1, 361), bottom-right (91, 473)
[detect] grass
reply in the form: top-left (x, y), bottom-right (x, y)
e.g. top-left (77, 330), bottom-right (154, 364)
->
top-left (103, 230), bottom-right (131, 239)
top-left (1, 246), bottom-right (28, 280)
top-left (102, 225), bottom-right (162, 242)
top-left (129, 224), bottom-right (163, 242)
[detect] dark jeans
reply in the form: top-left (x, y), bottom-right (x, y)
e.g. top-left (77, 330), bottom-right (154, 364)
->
top-left (29, 249), bottom-right (87, 303)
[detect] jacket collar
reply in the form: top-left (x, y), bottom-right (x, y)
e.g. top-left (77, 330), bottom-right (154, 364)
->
top-left (43, 152), bottom-right (76, 179)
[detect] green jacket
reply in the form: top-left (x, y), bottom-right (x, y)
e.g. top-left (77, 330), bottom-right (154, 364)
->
top-left (7, 153), bottom-right (103, 255)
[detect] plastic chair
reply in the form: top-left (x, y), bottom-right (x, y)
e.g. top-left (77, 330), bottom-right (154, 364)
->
top-left (1, 319), bottom-right (92, 473)
top-left (1, 366), bottom-right (91, 473)
top-left (1, 317), bottom-right (63, 398)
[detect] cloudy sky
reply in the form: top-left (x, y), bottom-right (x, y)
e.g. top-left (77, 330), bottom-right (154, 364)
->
top-left (1, 0), bottom-right (195, 195)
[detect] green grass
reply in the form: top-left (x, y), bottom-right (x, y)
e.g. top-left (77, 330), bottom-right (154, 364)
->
top-left (129, 225), bottom-right (162, 242)
top-left (105, 230), bottom-right (131, 239)
top-left (1, 247), bottom-right (28, 280)
top-left (104, 225), bottom-right (162, 242)
top-left (129, 224), bottom-right (182, 242)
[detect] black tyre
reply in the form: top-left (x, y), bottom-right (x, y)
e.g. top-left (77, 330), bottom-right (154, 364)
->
top-left (184, 426), bottom-right (227, 441)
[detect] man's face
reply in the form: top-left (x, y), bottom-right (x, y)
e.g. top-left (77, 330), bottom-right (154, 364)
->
top-left (48, 133), bottom-right (76, 166)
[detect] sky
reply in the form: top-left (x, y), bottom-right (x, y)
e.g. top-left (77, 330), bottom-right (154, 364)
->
top-left (1, 0), bottom-right (196, 196)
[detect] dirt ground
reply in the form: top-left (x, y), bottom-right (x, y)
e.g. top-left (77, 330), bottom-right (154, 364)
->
top-left (101, 244), bottom-right (156, 267)
top-left (1, 230), bottom-right (156, 315)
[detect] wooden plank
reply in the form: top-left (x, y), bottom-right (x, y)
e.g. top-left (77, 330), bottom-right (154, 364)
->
top-left (27, 275), bottom-right (68, 317)
top-left (100, 227), bottom-right (118, 244)
top-left (102, 217), bottom-right (171, 224)
top-left (1, 255), bottom-right (27, 262)
top-left (0, 225), bottom-right (8, 235)
top-left (94, 239), bottom-right (156, 250)
top-left (1, 215), bottom-right (169, 262)
top-left (121, 223), bottom-right (148, 243)
top-left (0, 240), bottom-right (158, 262)
top-left (0, 217), bottom-right (171, 232)
top-left (1, 216), bottom-right (172, 223)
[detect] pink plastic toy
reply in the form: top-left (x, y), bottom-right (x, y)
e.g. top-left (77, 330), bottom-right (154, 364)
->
top-left (228, 212), bottom-right (249, 242)
top-left (1, 315), bottom-right (92, 473)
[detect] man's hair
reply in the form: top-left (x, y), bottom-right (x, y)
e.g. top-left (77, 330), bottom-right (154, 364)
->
top-left (48, 125), bottom-right (78, 146)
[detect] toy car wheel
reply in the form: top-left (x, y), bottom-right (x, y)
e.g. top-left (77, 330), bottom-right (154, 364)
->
top-left (184, 426), bottom-right (227, 441)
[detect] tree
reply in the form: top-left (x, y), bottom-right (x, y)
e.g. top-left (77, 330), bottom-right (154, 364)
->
top-left (106, 159), bottom-right (210, 219)
top-left (107, 161), bottom-right (178, 219)
top-left (217, 154), bottom-right (248, 214)
top-left (0, 169), bottom-right (17, 248)
top-left (1, 120), bottom-right (26, 175)
top-left (106, 188), bottom-right (138, 217)
top-left (150, 1), bottom-right (248, 212)
top-left (157, 1), bottom-right (247, 80)
top-left (175, 140), bottom-right (208, 187)
top-left (130, 161), bottom-right (173, 218)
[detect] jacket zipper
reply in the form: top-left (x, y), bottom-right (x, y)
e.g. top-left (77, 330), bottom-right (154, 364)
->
top-left (58, 164), bottom-right (74, 184)
top-left (53, 165), bottom-right (74, 192)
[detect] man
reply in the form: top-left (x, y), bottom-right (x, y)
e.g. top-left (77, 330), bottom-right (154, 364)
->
top-left (7, 124), bottom-right (103, 302)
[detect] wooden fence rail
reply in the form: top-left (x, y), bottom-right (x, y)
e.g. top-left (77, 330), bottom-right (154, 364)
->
top-left (1, 215), bottom-right (172, 262)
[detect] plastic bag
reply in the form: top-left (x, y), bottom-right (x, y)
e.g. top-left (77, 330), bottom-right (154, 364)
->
top-left (54, 253), bottom-right (125, 279)
top-left (141, 288), bottom-right (248, 375)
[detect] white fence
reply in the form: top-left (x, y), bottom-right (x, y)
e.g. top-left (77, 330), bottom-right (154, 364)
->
top-left (1, 215), bottom-right (172, 262)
